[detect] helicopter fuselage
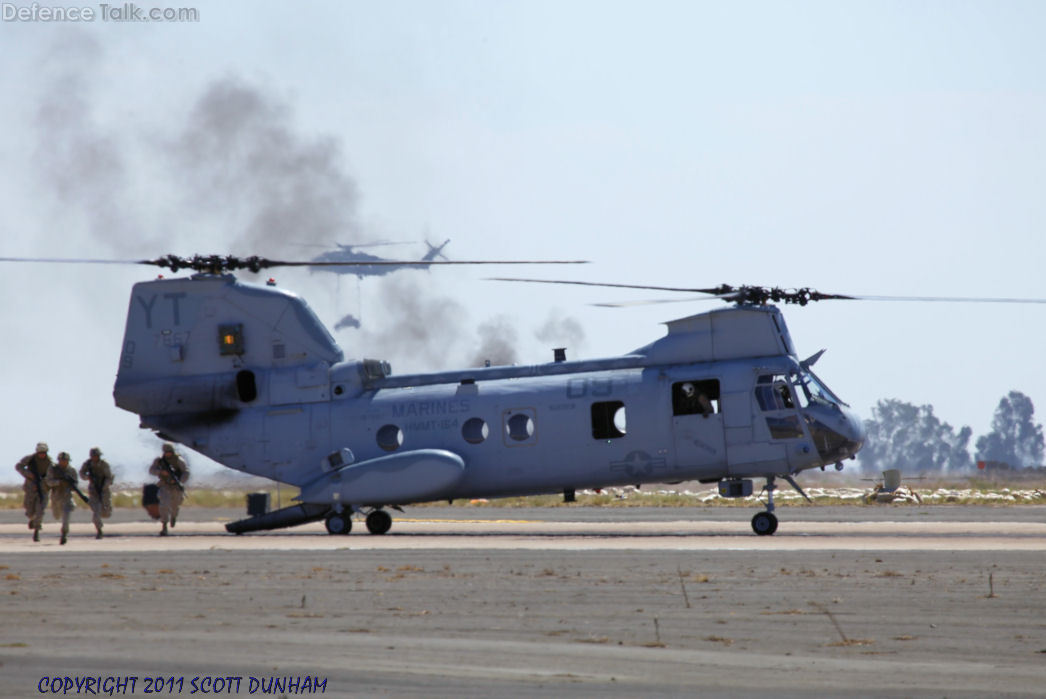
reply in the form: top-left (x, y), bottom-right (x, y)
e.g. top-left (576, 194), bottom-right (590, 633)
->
top-left (113, 274), bottom-right (865, 534)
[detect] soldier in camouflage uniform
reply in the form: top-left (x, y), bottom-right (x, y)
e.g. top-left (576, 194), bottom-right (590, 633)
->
top-left (148, 443), bottom-right (189, 536)
top-left (46, 452), bottom-right (79, 545)
top-left (80, 447), bottom-right (113, 539)
top-left (15, 442), bottom-right (52, 541)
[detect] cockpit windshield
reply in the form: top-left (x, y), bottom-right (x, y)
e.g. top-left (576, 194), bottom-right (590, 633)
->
top-left (792, 369), bottom-right (846, 407)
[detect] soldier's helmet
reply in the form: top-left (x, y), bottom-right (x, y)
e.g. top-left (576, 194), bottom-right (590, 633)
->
top-left (36, 442), bottom-right (48, 453)
top-left (162, 442), bottom-right (175, 454)
top-left (89, 447), bottom-right (102, 457)
top-left (57, 452), bottom-right (71, 461)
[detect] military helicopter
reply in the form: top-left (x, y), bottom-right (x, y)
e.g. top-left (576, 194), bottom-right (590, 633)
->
top-left (306, 239), bottom-right (451, 278)
top-left (4, 254), bottom-right (1043, 536)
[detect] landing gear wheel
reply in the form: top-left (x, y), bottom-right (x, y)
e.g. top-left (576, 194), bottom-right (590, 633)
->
top-left (325, 512), bottom-right (352, 535)
top-left (366, 509), bottom-right (392, 535)
top-left (751, 511), bottom-right (778, 536)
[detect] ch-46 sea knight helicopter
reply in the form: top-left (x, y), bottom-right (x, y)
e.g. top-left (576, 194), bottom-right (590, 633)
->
top-left (5, 253), bottom-right (1044, 536)
top-left (305, 238), bottom-right (452, 278)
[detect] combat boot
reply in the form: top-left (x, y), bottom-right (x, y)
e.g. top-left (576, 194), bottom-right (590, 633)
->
top-left (171, 515), bottom-right (176, 528)
top-left (95, 528), bottom-right (103, 540)
top-left (32, 528), bottom-right (40, 542)
top-left (160, 523), bottom-right (168, 536)
top-left (60, 533), bottom-right (67, 545)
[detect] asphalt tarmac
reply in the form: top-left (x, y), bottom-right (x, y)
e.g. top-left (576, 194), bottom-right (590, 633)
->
top-left (2, 505), bottom-right (1045, 697)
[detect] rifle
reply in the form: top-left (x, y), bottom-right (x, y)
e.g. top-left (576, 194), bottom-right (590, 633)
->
top-left (55, 468), bottom-right (90, 505)
top-left (159, 459), bottom-right (186, 494)
top-left (88, 467), bottom-right (108, 500)
top-left (28, 467), bottom-right (46, 506)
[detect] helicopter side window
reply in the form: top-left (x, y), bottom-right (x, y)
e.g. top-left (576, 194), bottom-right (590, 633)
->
top-left (503, 408), bottom-right (537, 446)
top-left (218, 323), bottom-right (245, 356)
top-left (376, 424), bottom-right (403, 452)
top-left (591, 401), bottom-right (626, 439)
top-left (672, 380), bottom-right (719, 417)
top-left (766, 415), bottom-right (804, 440)
top-left (461, 417), bottom-right (489, 445)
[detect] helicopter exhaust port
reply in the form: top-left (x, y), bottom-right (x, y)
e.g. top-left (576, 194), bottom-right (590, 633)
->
top-left (718, 479), bottom-right (753, 498)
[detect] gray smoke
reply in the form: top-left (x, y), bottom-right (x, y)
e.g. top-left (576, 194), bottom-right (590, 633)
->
top-left (34, 34), bottom-right (135, 250)
top-left (351, 276), bottom-right (470, 371)
top-left (170, 77), bottom-right (362, 253)
top-left (470, 316), bottom-right (520, 367)
top-left (535, 311), bottom-right (586, 357)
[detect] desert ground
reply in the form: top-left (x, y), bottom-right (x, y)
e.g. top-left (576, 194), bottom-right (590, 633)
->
top-left (2, 505), bottom-right (1045, 697)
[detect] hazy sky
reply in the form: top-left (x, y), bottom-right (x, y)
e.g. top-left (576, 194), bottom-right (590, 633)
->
top-left (3, 1), bottom-right (1046, 483)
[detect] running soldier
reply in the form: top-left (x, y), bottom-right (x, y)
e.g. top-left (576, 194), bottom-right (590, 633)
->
top-left (45, 452), bottom-right (79, 545)
top-left (15, 442), bottom-right (52, 541)
top-left (80, 447), bottom-right (113, 539)
top-left (148, 443), bottom-right (189, 536)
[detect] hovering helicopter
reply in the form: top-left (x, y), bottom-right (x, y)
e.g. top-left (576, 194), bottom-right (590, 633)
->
top-left (4, 254), bottom-right (1042, 536)
top-left (306, 239), bottom-right (451, 278)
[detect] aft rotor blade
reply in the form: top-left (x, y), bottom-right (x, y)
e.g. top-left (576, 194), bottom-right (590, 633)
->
top-left (0, 256), bottom-right (149, 265)
top-left (0, 255), bottom-right (588, 274)
top-left (300, 259), bottom-right (588, 267)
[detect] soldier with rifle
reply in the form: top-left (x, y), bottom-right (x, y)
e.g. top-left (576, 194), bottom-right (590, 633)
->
top-left (80, 447), bottom-right (113, 539)
top-left (46, 451), bottom-right (86, 545)
top-left (15, 442), bottom-right (52, 541)
top-left (149, 443), bottom-right (189, 536)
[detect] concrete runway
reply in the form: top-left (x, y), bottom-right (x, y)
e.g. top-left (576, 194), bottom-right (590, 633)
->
top-left (2, 505), bottom-right (1045, 697)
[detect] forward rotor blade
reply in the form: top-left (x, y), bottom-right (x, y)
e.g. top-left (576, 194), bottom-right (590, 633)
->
top-left (486, 277), bottom-right (719, 293)
top-left (847, 294), bottom-right (1046, 304)
top-left (593, 296), bottom-right (727, 308)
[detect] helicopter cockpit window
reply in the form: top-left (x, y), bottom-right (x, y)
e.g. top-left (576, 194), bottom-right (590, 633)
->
top-left (755, 375), bottom-right (794, 411)
top-left (756, 375), bottom-right (804, 440)
top-left (672, 380), bottom-right (719, 416)
top-left (793, 369), bottom-right (846, 407)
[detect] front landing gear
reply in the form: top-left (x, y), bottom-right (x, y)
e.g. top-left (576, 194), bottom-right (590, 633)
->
top-left (752, 476), bottom-right (779, 536)
top-left (751, 511), bottom-right (778, 535)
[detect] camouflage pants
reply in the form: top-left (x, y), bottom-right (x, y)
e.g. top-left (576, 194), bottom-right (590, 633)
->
top-left (50, 493), bottom-right (75, 535)
top-left (23, 487), bottom-right (47, 530)
top-left (87, 490), bottom-right (112, 529)
top-left (157, 485), bottom-right (184, 525)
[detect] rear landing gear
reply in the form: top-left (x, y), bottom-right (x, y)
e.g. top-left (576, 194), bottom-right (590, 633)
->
top-left (752, 476), bottom-right (779, 536)
top-left (365, 509), bottom-right (392, 535)
top-left (325, 511), bottom-right (352, 535)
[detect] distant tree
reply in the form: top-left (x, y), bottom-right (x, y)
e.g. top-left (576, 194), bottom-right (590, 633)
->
top-left (975, 391), bottom-right (1044, 469)
top-left (859, 399), bottom-right (973, 474)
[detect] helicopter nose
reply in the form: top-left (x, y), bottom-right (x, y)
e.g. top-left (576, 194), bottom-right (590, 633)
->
top-left (805, 404), bottom-right (866, 464)
top-left (840, 406), bottom-right (866, 459)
